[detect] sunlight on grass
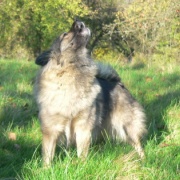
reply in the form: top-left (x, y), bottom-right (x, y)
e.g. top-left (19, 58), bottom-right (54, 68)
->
top-left (0, 59), bottom-right (179, 179)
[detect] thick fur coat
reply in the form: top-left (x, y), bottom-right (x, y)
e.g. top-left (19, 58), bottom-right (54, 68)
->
top-left (34, 20), bottom-right (147, 166)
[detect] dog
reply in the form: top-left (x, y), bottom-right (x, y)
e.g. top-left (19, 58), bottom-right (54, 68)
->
top-left (34, 20), bottom-right (147, 166)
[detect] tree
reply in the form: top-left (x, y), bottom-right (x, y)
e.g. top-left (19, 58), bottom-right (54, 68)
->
top-left (83, 0), bottom-right (137, 61)
top-left (107, 0), bottom-right (180, 57)
top-left (0, 0), bottom-right (179, 61)
top-left (0, 0), bottom-right (89, 59)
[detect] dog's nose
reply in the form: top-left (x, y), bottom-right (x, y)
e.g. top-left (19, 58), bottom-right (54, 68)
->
top-left (73, 20), bottom-right (85, 31)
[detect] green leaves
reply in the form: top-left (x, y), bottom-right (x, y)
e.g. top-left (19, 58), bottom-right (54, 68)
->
top-left (0, 0), bottom-right (179, 60)
top-left (0, 0), bottom-right (89, 59)
top-left (112, 0), bottom-right (180, 55)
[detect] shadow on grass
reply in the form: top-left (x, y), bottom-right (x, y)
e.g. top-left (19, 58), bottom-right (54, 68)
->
top-left (146, 90), bottom-right (180, 141)
top-left (0, 60), bottom-right (180, 177)
top-left (131, 62), bottom-right (146, 70)
top-left (132, 70), bottom-right (180, 144)
top-left (0, 60), bottom-right (40, 178)
top-left (118, 64), bottom-right (180, 144)
top-left (0, 138), bottom-right (41, 178)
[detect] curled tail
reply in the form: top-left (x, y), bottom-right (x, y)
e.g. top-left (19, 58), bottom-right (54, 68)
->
top-left (96, 62), bottom-right (121, 82)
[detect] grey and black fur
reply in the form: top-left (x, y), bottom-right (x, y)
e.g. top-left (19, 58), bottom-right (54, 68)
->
top-left (35, 20), bottom-right (147, 166)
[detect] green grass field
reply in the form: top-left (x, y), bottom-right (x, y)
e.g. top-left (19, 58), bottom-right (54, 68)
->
top-left (0, 59), bottom-right (179, 179)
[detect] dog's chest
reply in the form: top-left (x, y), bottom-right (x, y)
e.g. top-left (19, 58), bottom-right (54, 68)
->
top-left (37, 68), bottom-right (100, 117)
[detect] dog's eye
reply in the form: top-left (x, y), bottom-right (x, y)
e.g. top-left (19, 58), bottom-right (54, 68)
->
top-left (63, 33), bottom-right (67, 37)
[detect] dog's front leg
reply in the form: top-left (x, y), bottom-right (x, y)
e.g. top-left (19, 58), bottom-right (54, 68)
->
top-left (76, 130), bottom-right (91, 158)
top-left (75, 127), bottom-right (91, 159)
top-left (42, 130), bottom-right (58, 167)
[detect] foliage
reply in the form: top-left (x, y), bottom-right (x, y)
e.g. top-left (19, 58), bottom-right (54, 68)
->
top-left (82, 0), bottom-right (117, 50)
top-left (105, 0), bottom-right (180, 57)
top-left (84, 0), bottom-right (180, 62)
top-left (0, 0), bottom-right (179, 60)
top-left (0, 0), bottom-right (89, 59)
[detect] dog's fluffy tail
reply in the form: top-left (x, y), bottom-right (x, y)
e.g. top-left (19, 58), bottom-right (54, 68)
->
top-left (96, 62), bottom-right (121, 82)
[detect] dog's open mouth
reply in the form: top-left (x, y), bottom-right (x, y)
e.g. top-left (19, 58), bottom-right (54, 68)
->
top-left (79, 27), bottom-right (91, 37)
top-left (71, 20), bottom-right (91, 37)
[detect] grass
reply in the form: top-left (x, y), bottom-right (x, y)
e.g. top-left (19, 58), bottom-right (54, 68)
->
top-left (0, 58), bottom-right (179, 179)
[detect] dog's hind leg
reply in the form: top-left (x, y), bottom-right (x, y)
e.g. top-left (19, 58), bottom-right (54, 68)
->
top-left (112, 122), bottom-right (145, 158)
top-left (124, 125), bottom-right (145, 158)
top-left (132, 140), bottom-right (145, 158)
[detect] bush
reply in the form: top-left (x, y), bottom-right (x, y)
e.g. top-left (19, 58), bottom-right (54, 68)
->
top-left (107, 0), bottom-right (180, 56)
top-left (0, 0), bottom-right (89, 59)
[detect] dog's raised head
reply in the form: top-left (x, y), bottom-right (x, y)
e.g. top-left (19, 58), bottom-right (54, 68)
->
top-left (35, 20), bottom-right (91, 66)
top-left (52, 20), bottom-right (91, 53)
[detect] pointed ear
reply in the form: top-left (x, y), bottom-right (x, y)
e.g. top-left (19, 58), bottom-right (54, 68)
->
top-left (35, 50), bottom-right (51, 66)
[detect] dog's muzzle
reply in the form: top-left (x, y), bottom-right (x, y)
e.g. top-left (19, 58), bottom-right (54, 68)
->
top-left (71, 20), bottom-right (91, 37)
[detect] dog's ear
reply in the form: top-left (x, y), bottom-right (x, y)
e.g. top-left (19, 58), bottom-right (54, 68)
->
top-left (35, 50), bottom-right (51, 66)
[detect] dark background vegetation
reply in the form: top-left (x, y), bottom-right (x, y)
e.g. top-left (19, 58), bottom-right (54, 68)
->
top-left (0, 0), bottom-right (179, 62)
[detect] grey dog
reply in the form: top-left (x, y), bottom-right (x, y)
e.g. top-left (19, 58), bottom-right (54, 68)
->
top-left (34, 20), bottom-right (147, 166)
